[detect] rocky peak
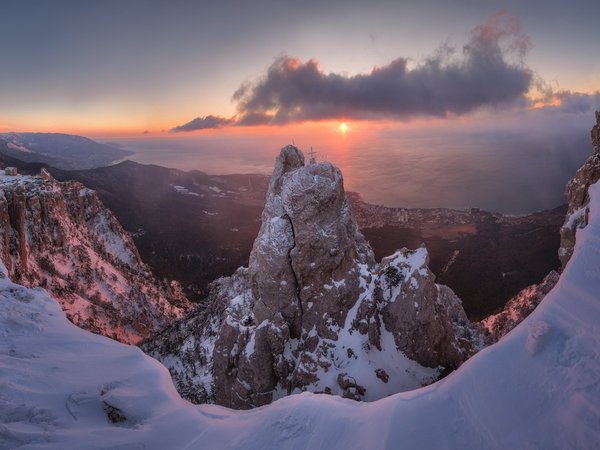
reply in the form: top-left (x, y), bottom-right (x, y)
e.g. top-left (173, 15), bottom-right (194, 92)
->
top-left (0, 171), bottom-right (190, 344)
top-left (145, 145), bottom-right (483, 409)
top-left (249, 145), bottom-right (374, 340)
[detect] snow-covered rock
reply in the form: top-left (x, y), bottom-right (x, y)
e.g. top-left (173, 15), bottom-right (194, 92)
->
top-left (0, 171), bottom-right (189, 344)
top-left (144, 145), bottom-right (482, 408)
top-left (481, 270), bottom-right (559, 341)
top-left (559, 111), bottom-right (600, 267)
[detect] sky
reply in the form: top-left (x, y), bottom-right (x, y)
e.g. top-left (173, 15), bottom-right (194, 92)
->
top-left (1, 0), bottom-right (599, 136)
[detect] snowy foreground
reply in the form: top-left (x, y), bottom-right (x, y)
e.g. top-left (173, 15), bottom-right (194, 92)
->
top-left (2, 188), bottom-right (600, 449)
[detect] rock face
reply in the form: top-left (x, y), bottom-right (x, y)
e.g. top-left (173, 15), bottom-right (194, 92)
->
top-left (482, 111), bottom-right (600, 342)
top-left (0, 171), bottom-right (190, 344)
top-left (559, 111), bottom-right (600, 268)
top-left (481, 270), bottom-right (560, 342)
top-left (144, 145), bottom-right (483, 408)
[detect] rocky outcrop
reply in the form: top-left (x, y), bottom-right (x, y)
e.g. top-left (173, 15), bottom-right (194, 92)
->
top-left (593, 111), bottom-right (600, 153)
top-left (0, 171), bottom-right (190, 344)
top-left (144, 145), bottom-right (483, 409)
top-left (559, 111), bottom-right (600, 268)
top-left (481, 270), bottom-right (560, 341)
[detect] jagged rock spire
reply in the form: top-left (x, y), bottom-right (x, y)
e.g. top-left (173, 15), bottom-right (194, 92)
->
top-left (145, 145), bottom-right (483, 409)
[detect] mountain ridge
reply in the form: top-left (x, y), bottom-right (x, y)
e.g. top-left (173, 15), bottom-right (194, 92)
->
top-left (0, 132), bottom-right (133, 170)
top-left (0, 169), bottom-right (190, 344)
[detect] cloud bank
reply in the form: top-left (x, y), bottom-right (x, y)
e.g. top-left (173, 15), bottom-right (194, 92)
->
top-left (171, 13), bottom-right (598, 132)
top-left (232, 13), bottom-right (532, 125)
top-left (170, 115), bottom-right (234, 132)
top-left (550, 91), bottom-right (600, 115)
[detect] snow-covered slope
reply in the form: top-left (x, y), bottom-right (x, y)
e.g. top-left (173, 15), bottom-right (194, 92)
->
top-left (0, 264), bottom-right (199, 449)
top-left (0, 171), bottom-right (189, 344)
top-left (1, 181), bottom-right (599, 449)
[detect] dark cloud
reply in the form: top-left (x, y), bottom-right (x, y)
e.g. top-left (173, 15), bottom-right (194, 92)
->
top-left (170, 115), bottom-right (234, 132)
top-left (175, 13), bottom-right (599, 130)
top-left (232, 12), bottom-right (534, 125)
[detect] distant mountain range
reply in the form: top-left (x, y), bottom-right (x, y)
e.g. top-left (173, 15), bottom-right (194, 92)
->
top-left (0, 132), bottom-right (133, 169)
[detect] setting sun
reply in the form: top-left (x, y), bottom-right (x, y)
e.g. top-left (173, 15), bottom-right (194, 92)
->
top-left (338, 122), bottom-right (349, 134)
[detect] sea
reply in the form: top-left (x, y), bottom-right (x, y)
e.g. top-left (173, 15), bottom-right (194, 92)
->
top-left (111, 126), bottom-right (592, 215)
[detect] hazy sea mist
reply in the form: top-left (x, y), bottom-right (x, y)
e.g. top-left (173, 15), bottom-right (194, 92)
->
top-left (112, 127), bottom-right (591, 214)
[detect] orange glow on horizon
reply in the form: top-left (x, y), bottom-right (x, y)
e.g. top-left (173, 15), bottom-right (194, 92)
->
top-left (13, 96), bottom-right (600, 140)
top-left (0, 115), bottom-right (470, 141)
top-left (529, 97), bottom-right (562, 110)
